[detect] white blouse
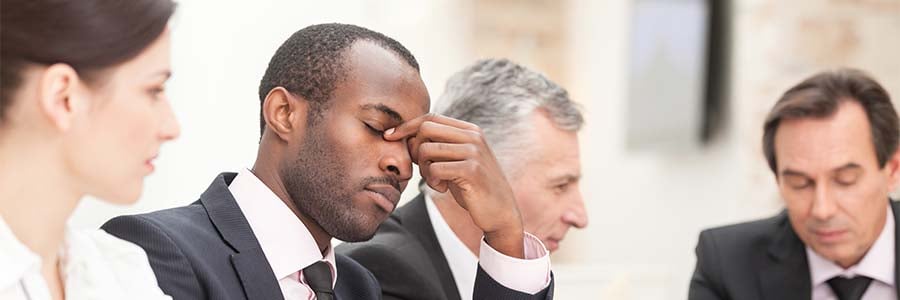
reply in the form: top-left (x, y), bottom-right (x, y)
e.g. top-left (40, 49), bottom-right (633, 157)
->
top-left (0, 217), bottom-right (170, 300)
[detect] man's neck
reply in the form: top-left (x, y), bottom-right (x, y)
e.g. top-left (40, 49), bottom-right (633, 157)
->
top-left (250, 162), bottom-right (332, 255)
top-left (430, 191), bottom-right (484, 256)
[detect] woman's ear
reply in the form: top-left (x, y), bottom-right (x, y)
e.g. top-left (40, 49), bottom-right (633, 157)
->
top-left (261, 87), bottom-right (309, 142)
top-left (37, 63), bottom-right (85, 132)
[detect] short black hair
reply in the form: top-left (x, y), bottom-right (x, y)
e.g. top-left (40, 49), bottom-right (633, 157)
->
top-left (257, 23), bottom-right (420, 135)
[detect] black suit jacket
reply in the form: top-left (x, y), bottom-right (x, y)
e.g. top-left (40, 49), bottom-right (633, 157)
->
top-left (102, 172), bottom-right (380, 300)
top-left (337, 194), bottom-right (554, 300)
top-left (689, 200), bottom-right (900, 300)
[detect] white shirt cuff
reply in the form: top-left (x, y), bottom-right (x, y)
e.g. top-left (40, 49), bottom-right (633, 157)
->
top-left (477, 231), bottom-right (552, 294)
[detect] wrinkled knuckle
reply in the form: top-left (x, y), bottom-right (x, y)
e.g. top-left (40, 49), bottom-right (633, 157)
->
top-left (464, 160), bottom-right (480, 174)
top-left (463, 144), bottom-right (479, 156)
top-left (465, 130), bottom-right (483, 143)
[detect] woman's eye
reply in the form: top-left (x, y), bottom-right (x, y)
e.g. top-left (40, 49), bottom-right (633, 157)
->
top-left (148, 87), bottom-right (166, 99)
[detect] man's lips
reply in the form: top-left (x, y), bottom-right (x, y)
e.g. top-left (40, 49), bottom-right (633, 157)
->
top-left (365, 185), bottom-right (401, 213)
top-left (812, 228), bottom-right (848, 243)
top-left (546, 238), bottom-right (561, 251)
top-left (546, 234), bottom-right (566, 251)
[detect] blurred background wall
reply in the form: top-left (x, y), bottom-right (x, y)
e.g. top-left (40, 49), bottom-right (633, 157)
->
top-left (69, 0), bottom-right (900, 298)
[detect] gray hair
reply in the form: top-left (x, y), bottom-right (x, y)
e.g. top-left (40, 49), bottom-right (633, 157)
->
top-left (434, 58), bottom-right (584, 179)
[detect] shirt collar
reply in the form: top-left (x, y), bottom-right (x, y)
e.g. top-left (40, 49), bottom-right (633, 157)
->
top-left (0, 216), bottom-right (41, 289)
top-left (425, 193), bottom-right (478, 300)
top-left (808, 204), bottom-right (895, 286)
top-left (229, 168), bottom-right (336, 285)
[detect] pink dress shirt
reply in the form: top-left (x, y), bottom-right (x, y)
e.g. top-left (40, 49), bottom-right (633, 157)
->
top-left (807, 206), bottom-right (896, 300)
top-left (229, 169), bottom-right (337, 300)
top-left (425, 194), bottom-right (551, 300)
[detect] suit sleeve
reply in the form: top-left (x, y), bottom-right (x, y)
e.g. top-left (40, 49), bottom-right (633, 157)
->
top-left (340, 243), bottom-right (439, 300)
top-left (102, 215), bottom-right (205, 300)
top-left (688, 230), bottom-right (727, 300)
top-left (473, 233), bottom-right (553, 300)
top-left (473, 267), bottom-right (553, 300)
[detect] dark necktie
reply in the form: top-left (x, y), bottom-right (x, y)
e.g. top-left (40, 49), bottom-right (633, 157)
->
top-left (302, 261), bottom-right (335, 300)
top-left (827, 275), bottom-right (873, 300)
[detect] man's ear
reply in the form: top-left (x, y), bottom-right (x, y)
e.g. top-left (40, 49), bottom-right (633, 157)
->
top-left (261, 87), bottom-right (309, 142)
top-left (37, 63), bottom-right (84, 132)
top-left (885, 148), bottom-right (900, 192)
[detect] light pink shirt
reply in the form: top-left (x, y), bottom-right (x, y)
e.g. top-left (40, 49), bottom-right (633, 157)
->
top-left (230, 169), bottom-right (551, 299)
top-left (808, 206), bottom-right (896, 300)
top-left (425, 194), bottom-right (552, 299)
top-left (229, 169), bottom-right (337, 300)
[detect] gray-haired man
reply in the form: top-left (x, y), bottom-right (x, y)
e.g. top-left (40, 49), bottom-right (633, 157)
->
top-left (338, 58), bottom-right (588, 300)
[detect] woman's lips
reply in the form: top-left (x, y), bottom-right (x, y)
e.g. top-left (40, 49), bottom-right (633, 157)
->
top-left (145, 155), bottom-right (158, 173)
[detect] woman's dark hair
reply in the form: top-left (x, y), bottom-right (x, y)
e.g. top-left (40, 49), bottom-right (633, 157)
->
top-left (0, 0), bottom-right (176, 121)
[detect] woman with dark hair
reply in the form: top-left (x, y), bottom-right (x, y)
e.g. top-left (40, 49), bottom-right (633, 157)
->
top-left (0, 0), bottom-right (178, 298)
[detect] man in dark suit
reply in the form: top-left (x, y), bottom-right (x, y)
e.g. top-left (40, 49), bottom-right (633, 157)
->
top-left (102, 24), bottom-right (554, 300)
top-left (338, 59), bottom-right (588, 300)
top-left (689, 68), bottom-right (900, 300)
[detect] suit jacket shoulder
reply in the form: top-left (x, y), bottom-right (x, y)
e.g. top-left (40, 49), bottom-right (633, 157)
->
top-left (691, 201), bottom-right (900, 300)
top-left (103, 203), bottom-right (216, 299)
top-left (106, 173), bottom-right (385, 300)
top-left (334, 253), bottom-right (383, 299)
top-left (690, 211), bottom-right (810, 300)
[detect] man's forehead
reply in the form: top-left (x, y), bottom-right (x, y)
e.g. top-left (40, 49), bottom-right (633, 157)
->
top-left (343, 42), bottom-right (430, 120)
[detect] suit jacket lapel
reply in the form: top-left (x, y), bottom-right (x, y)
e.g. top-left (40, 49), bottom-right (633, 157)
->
top-left (232, 248), bottom-right (285, 300)
top-left (759, 212), bottom-right (811, 300)
top-left (200, 173), bottom-right (284, 300)
top-left (397, 194), bottom-right (462, 300)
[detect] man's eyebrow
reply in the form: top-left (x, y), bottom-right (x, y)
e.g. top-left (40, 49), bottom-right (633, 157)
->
top-left (360, 103), bottom-right (403, 123)
top-left (781, 168), bottom-right (810, 178)
top-left (833, 163), bottom-right (862, 173)
top-left (550, 173), bottom-right (581, 184)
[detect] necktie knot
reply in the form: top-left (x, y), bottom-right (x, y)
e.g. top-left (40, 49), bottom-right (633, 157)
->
top-left (827, 275), bottom-right (873, 300)
top-left (302, 261), bottom-right (334, 300)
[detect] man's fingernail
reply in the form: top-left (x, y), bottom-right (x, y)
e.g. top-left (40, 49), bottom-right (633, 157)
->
top-left (385, 128), bottom-right (395, 135)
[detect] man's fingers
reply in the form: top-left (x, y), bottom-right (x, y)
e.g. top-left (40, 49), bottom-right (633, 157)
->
top-left (425, 160), bottom-right (478, 187)
top-left (407, 135), bottom-right (425, 164)
top-left (427, 178), bottom-right (448, 193)
top-left (416, 142), bottom-right (478, 164)
top-left (418, 121), bottom-right (480, 144)
top-left (419, 159), bottom-right (448, 192)
top-left (406, 122), bottom-right (481, 165)
top-left (384, 113), bottom-right (479, 141)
